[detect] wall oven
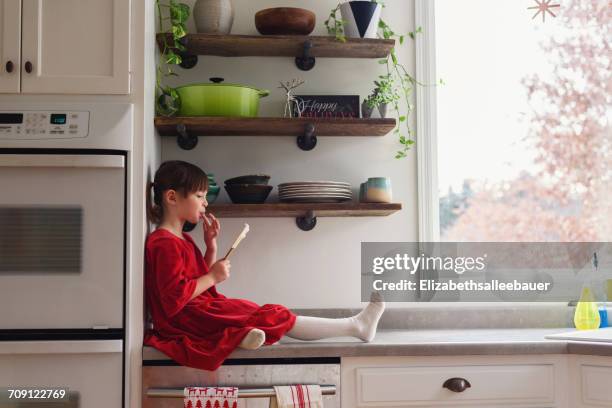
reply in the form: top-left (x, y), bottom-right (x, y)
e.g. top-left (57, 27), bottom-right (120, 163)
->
top-left (0, 102), bottom-right (131, 407)
top-left (0, 103), bottom-right (131, 338)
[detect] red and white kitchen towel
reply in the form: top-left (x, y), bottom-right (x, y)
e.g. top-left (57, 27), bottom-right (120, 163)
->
top-left (183, 386), bottom-right (238, 408)
top-left (270, 385), bottom-right (324, 408)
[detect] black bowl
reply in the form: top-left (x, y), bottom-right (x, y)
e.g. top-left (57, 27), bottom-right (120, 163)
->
top-left (225, 174), bottom-right (271, 185)
top-left (224, 184), bottom-right (273, 204)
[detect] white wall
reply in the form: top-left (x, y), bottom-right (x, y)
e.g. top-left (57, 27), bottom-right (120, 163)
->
top-left (159, 0), bottom-right (418, 308)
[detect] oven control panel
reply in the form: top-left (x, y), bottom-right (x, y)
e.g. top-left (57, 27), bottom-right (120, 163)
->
top-left (0, 111), bottom-right (90, 139)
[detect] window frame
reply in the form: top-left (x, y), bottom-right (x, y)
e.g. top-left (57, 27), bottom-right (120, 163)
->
top-left (415, 0), bottom-right (440, 242)
top-left (414, 1), bottom-right (586, 308)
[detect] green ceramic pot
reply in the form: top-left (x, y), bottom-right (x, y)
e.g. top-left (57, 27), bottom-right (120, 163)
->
top-left (176, 77), bottom-right (270, 117)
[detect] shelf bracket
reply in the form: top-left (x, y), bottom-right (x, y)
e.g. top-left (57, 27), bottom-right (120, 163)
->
top-left (176, 124), bottom-right (198, 150)
top-left (295, 40), bottom-right (315, 71)
top-left (174, 37), bottom-right (198, 69)
top-left (296, 210), bottom-right (317, 231)
top-left (297, 123), bottom-right (317, 151)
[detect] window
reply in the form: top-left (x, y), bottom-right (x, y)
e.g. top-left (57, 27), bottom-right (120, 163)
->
top-left (418, 0), bottom-right (610, 242)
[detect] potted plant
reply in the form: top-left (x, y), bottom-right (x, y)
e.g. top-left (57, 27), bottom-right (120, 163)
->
top-left (155, 0), bottom-right (190, 116)
top-left (326, 1), bottom-right (437, 158)
top-left (364, 74), bottom-right (398, 118)
top-left (325, 0), bottom-right (383, 41)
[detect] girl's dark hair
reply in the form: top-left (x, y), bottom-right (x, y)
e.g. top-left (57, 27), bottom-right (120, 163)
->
top-left (146, 160), bottom-right (209, 225)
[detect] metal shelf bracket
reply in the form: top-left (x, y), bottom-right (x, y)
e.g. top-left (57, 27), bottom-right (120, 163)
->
top-left (296, 123), bottom-right (317, 151)
top-left (296, 210), bottom-right (317, 231)
top-left (176, 124), bottom-right (198, 150)
top-left (295, 40), bottom-right (315, 71)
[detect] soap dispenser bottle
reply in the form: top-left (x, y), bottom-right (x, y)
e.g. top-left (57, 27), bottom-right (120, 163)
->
top-left (574, 253), bottom-right (601, 330)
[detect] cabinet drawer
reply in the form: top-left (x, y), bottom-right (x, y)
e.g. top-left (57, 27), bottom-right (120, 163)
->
top-left (356, 364), bottom-right (555, 407)
top-left (581, 364), bottom-right (612, 406)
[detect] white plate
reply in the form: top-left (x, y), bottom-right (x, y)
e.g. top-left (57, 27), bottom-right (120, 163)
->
top-left (279, 192), bottom-right (353, 197)
top-left (278, 181), bottom-right (351, 187)
top-left (279, 187), bottom-right (352, 193)
top-left (280, 196), bottom-right (352, 203)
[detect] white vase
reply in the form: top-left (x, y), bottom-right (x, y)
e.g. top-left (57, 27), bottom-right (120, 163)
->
top-left (339, 1), bottom-right (382, 39)
top-left (193, 0), bottom-right (234, 34)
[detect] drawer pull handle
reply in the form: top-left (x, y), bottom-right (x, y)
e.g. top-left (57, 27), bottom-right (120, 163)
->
top-left (5, 60), bottom-right (14, 73)
top-left (147, 385), bottom-right (336, 399)
top-left (24, 61), bottom-right (33, 73)
top-left (443, 377), bottom-right (471, 393)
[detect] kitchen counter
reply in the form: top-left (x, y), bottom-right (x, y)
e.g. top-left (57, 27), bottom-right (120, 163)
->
top-left (142, 328), bottom-right (612, 363)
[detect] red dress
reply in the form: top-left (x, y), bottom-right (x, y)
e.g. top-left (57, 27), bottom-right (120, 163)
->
top-left (143, 228), bottom-right (297, 371)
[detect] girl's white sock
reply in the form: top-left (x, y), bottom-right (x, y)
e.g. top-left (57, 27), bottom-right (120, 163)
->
top-left (352, 292), bottom-right (386, 342)
top-left (285, 292), bottom-right (385, 342)
top-left (238, 328), bottom-right (266, 350)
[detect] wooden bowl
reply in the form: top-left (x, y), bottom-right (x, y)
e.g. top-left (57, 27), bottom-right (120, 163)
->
top-left (255, 7), bottom-right (316, 36)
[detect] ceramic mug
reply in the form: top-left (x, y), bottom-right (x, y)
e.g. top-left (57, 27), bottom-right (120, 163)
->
top-left (364, 177), bottom-right (392, 203)
top-left (359, 182), bottom-right (367, 202)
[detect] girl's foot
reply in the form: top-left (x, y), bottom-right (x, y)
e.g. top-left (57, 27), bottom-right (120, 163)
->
top-left (238, 328), bottom-right (266, 350)
top-left (353, 292), bottom-right (386, 342)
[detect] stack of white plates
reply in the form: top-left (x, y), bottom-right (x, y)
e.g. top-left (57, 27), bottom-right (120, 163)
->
top-left (278, 181), bottom-right (352, 203)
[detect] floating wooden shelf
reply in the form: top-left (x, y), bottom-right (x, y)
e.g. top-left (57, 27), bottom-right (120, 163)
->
top-left (155, 117), bottom-right (397, 151)
top-left (157, 33), bottom-right (395, 59)
top-left (208, 202), bottom-right (401, 231)
top-left (183, 203), bottom-right (401, 232)
top-left (155, 117), bottom-right (395, 136)
top-left (208, 202), bottom-right (402, 217)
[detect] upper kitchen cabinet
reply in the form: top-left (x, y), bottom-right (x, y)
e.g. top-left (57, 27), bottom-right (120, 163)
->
top-left (0, 0), bottom-right (21, 93)
top-left (2, 0), bottom-right (130, 95)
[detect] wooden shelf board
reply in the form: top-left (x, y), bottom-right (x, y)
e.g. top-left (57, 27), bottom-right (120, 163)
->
top-left (206, 202), bottom-right (402, 218)
top-left (157, 33), bottom-right (395, 59)
top-left (155, 117), bottom-right (396, 137)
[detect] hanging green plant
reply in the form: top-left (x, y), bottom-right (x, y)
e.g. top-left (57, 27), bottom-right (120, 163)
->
top-left (324, 4), bottom-right (347, 43)
top-left (155, 0), bottom-right (190, 116)
top-left (325, 1), bottom-right (439, 159)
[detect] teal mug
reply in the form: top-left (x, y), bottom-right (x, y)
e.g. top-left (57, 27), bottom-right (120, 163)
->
top-left (364, 177), bottom-right (392, 203)
top-left (359, 182), bottom-right (367, 202)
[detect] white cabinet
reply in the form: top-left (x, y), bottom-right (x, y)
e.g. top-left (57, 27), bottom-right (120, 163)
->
top-left (569, 355), bottom-right (612, 408)
top-left (0, 0), bottom-right (21, 93)
top-left (342, 355), bottom-right (569, 408)
top-left (0, 0), bottom-right (129, 94)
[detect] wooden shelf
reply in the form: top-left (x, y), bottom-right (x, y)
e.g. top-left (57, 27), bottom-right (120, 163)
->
top-left (155, 117), bottom-right (396, 137)
top-left (157, 33), bottom-right (395, 59)
top-left (156, 117), bottom-right (397, 150)
top-left (207, 202), bottom-right (402, 218)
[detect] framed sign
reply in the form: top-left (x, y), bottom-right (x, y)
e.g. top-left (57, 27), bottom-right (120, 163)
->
top-left (292, 95), bottom-right (360, 118)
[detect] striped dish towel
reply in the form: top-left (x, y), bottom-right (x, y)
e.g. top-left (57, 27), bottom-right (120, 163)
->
top-left (270, 385), bottom-right (323, 408)
top-left (183, 386), bottom-right (238, 408)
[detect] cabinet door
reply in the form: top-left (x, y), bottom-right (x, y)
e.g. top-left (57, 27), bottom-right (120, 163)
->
top-left (21, 0), bottom-right (130, 94)
top-left (0, 0), bottom-right (20, 93)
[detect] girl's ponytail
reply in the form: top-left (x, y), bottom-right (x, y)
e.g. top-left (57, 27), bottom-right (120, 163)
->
top-left (146, 181), bottom-right (163, 225)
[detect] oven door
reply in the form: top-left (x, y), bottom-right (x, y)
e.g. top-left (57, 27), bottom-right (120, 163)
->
top-left (0, 152), bottom-right (125, 333)
top-left (0, 339), bottom-right (123, 407)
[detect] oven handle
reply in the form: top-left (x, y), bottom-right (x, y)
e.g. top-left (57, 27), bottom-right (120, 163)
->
top-left (148, 384), bottom-right (336, 399)
top-left (0, 154), bottom-right (124, 168)
top-left (0, 340), bottom-right (123, 354)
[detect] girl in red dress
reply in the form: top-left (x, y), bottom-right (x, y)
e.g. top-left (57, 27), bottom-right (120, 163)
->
top-left (144, 160), bottom-right (385, 371)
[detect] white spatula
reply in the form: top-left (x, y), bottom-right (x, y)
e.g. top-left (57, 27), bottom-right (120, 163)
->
top-left (223, 223), bottom-right (250, 260)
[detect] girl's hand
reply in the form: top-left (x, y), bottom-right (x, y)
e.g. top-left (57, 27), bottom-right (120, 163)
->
top-left (201, 212), bottom-right (220, 245)
top-left (209, 259), bottom-right (230, 284)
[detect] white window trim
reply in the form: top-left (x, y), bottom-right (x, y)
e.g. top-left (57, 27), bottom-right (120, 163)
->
top-left (415, 0), bottom-right (440, 242)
